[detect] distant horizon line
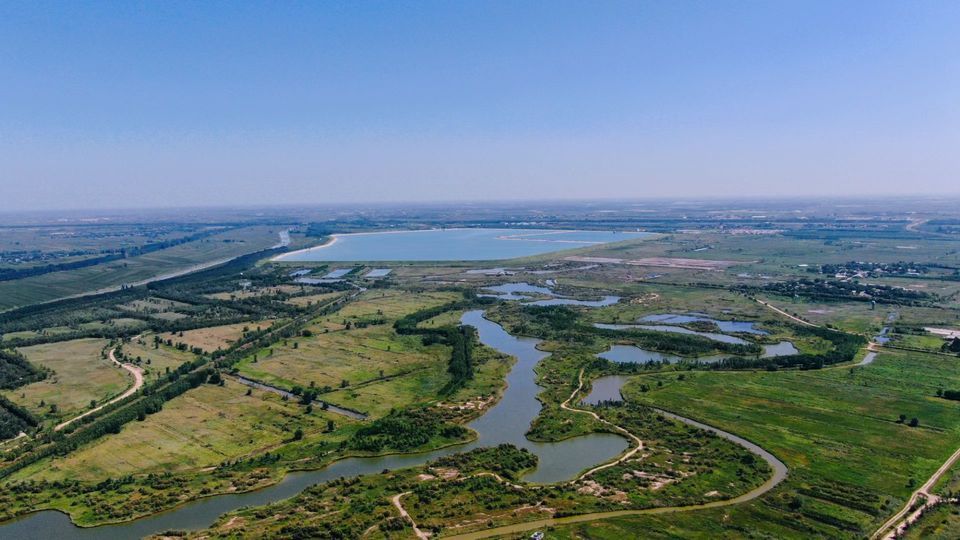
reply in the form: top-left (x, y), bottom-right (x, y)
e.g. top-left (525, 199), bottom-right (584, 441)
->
top-left (3, 193), bottom-right (960, 216)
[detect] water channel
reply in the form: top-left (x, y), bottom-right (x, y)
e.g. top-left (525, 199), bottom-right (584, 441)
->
top-left (0, 310), bottom-right (629, 539)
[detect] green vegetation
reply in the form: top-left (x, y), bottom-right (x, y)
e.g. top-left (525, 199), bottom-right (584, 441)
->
top-left (620, 349), bottom-right (960, 537)
top-left (0, 395), bottom-right (37, 440)
top-left (346, 408), bottom-right (469, 453)
top-left (0, 349), bottom-right (46, 390)
top-left (748, 277), bottom-right (933, 304)
top-left (902, 501), bottom-right (960, 539)
top-left (6, 339), bottom-right (128, 425)
top-left (0, 226), bottom-right (283, 311)
top-left (3, 206), bottom-right (960, 538)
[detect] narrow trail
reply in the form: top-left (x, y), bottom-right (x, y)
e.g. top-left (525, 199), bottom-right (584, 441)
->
top-left (560, 368), bottom-right (644, 480)
top-left (443, 403), bottom-right (788, 540)
top-left (392, 492), bottom-right (429, 540)
top-left (874, 445), bottom-right (960, 539)
top-left (436, 369), bottom-right (788, 540)
top-left (54, 345), bottom-right (144, 432)
top-left (755, 298), bottom-right (820, 327)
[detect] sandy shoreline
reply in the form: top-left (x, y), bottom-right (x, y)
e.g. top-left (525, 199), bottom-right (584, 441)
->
top-left (272, 235), bottom-right (339, 261)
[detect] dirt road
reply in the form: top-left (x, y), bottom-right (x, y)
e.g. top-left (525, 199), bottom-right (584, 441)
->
top-left (391, 492), bottom-right (429, 540)
top-left (874, 445), bottom-right (960, 538)
top-left (560, 368), bottom-right (644, 480)
top-left (54, 346), bottom-right (144, 432)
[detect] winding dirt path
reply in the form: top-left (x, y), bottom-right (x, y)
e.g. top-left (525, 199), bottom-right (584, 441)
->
top-left (560, 368), bottom-right (644, 480)
top-left (436, 370), bottom-right (788, 540)
top-left (54, 345), bottom-right (144, 432)
top-left (392, 492), bottom-right (429, 540)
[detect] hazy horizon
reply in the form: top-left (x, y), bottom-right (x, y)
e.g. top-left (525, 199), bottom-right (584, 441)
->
top-left (2, 1), bottom-right (959, 211)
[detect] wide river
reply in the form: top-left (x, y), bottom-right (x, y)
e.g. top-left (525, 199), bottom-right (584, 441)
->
top-left (274, 228), bottom-right (651, 262)
top-left (0, 310), bottom-right (629, 539)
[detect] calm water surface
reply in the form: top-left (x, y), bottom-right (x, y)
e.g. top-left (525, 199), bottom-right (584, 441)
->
top-left (482, 282), bottom-right (621, 307)
top-left (276, 229), bottom-right (650, 262)
top-left (640, 314), bottom-right (769, 335)
top-left (594, 323), bottom-right (749, 344)
top-left (581, 375), bottom-right (630, 405)
top-left (598, 341), bottom-right (798, 365)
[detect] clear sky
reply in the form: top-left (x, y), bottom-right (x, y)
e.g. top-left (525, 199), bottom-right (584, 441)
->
top-left (1, 1), bottom-right (958, 210)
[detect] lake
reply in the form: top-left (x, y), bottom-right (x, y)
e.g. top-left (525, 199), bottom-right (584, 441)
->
top-left (275, 228), bottom-right (650, 262)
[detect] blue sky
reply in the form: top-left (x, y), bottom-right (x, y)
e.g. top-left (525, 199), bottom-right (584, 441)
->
top-left (1, 1), bottom-right (958, 210)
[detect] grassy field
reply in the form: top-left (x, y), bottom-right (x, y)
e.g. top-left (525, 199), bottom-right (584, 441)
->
top-left (4, 339), bottom-right (130, 425)
top-left (205, 284), bottom-right (303, 301)
top-left (0, 225), bottom-right (282, 311)
top-left (237, 324), bottom-right (448, 392)
top-left (611, 348), bottom-right (960, 537)
top-left (117, 337), bottom-right (197, 381)
top-left (336, 289), bottom-right (461, 320)
top-left (175, 320), bottom-right (276, 353)
top-left (236, 290), bottom-right (460, 391)
top-left (12, 380), bottom-right (347, 482)
top-left (284, 291), bottom-right (344, 307)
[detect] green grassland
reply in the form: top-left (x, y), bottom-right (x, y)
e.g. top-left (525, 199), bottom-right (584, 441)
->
top-left (235, 289), bottom-right (461, 392)
top-left (10, 380), bottom-right (344, 482)
top-left (116, 337), bottom-right (197, 381)
top-left (610, 349), bottom-right (960, 537)
top-left (5, 338), bottom-right (130, 425)
top-left (175, 321), bottom-right (277, 354)
top-left (237, 325), bottom-right (449, 394)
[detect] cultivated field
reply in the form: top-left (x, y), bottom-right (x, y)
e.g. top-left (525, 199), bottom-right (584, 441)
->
top-left (0, 225), bottom-right (283, 311)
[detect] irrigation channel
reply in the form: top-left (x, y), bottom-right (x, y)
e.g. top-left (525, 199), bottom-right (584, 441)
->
top-left (0, 309), bottom-right (786, 539)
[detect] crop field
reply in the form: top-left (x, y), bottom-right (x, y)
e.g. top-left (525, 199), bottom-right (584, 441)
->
top-left (0, 225), bottom-right (282, 311)
top-left (12, 380), bottom-right (347, 483)
top-left (6, 339), bottom-right (129, 424)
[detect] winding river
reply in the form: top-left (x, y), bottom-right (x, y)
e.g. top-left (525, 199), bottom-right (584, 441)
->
top-left (0, 310), bottom-right (629, 539)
